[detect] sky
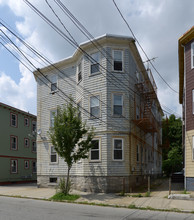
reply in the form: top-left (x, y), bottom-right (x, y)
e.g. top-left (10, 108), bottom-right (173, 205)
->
top-left (0, 0), bottom-right (193, 117)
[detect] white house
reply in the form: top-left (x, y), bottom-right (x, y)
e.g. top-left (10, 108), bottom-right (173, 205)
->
top-left (34, 34), bottom-right (163, 192)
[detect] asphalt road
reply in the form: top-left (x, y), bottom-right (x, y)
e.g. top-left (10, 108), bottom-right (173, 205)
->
top-left (0, 196), bottom-right (194, 220)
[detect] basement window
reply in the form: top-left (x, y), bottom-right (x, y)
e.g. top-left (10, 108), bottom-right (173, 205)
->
top-left (49, 177), bottom-right (57, 183)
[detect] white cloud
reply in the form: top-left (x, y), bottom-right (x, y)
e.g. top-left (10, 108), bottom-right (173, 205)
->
top-left (0, 70), bottom-right (36, 114)
top-left (0, 0), bottom-right (193, 117)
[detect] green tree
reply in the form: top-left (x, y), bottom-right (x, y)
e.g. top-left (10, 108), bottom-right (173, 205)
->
top-left (48, 100), bottom-right (94, 195)
top-left (162, 114), bottom-right (183, 176)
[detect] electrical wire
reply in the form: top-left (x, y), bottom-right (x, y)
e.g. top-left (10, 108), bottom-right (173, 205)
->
top-left (112, 0), bottom-right (179, 94)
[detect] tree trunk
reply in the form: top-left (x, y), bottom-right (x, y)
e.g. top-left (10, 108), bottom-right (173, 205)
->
top-left (65, 166), bottom-right (71, 195)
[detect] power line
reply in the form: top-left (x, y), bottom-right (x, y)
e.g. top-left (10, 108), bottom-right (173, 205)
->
top-left (112, 0), bottom-right (179, 94)
top-left (0, 25), bottom-right (132, 132)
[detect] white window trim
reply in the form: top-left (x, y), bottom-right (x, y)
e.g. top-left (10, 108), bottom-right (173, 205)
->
top-left (89, 138), bottom-right (101, 162)
top-left (112, 49), bottom-right (124, 72)
top-left (50, 74), bottom-right (58, 93)
top-left (112, 138), bottom-right (124, 161)
top-left (11, 113), bottom-right (17, 127)
top-left (50, 109), bottom-right (57, 127)
top-left (112, 93), bottom-right (124, 116)
top-left (77, 61), bottom-right (82, 83)
top-left (90, 51), bottom-right (101, 75)
top-left (50, 146), bottom-right (58, 164)
top-left (89, 94), bottom-right (101, 118)
top-left (11, 136), bottom-right (18, 150)
top-left (191, 42), bottom-right (194, 69)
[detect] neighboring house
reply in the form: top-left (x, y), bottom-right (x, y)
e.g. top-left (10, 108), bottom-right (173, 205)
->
top-left (34, 34), bottom-right (163, 192)
top-left (0, 102), bottom-right (37, 184)
top-left (179, 26), bottom-right (194, 190)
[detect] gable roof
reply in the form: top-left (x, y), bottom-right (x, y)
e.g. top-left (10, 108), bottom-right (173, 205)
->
top-left (0, 102), bottom-right (36, 118)
top-left (179, 26), bottom-right (194, 104)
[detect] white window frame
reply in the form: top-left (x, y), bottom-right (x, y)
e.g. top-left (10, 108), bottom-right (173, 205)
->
top-left (11, 136), bottom-right (18, 150)
top-left (50, 146), bottom-right (58, 164)
top-left (113, 49), bottom-right (123, 72)
top-left (191, 42), bottom-right (194, 69)
top-left (77, 61), bottom-right (82, 83)
top-left (50, 109), bottom-right (57, 127)
top-left (112, 93), bottom-right (123, 116)
top-left (90, 95), bottom-right (100, 118)
top-left (11, 113), bottom-right (17, 127)
top-left (90, 52), bottom-right (100, 75)
top-left (113, 138), bottom-right (124, 161)
top-left (11, 159), bottom-right (18, 173)
top-left (90, 138), bottom-right (101, 162)
top-left (50, 74), bottom-right (58, 92)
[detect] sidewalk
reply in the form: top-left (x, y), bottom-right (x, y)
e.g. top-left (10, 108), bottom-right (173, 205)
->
top-left (0, 180), bottom-right (194, 213)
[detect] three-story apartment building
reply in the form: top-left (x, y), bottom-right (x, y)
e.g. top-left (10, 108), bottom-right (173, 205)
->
top-left (0, 102), bottom-right (37, 184)
top-left (34, 34), bottom-right (163, 192)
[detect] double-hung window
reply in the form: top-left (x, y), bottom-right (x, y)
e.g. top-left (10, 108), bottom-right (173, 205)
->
top-left (11, 160), bottom-right (18, 173)
top-left (11, 136), bottom-right (17, 150)
top-left (113, 94), bottom-right (123, 116)
top-left (91, 52), bottom-right (100, 74)
top-left (50, 75), bottom-right (57, 92)
top-left (90, 95), bottom-right (100, 118)
top-left (90, 139), bottom-right (100, 161)
top-left (11, 113), bottom-right (17, 127)
top-left (50, 110), bottom-right (57, 127)
top-left (50, 146), bottom-right (57, 163)
top-left (113, 50), bottom-right (123, 71)
top-left (113, 138), bottom-right (123, 160)
top-left (77, 62), bottom-right (82, 82)
top-left (191, 42), bottom-right (194, 69)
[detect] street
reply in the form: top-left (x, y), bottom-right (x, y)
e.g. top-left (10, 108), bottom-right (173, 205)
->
top-left (0, 196), bottom-right (194, 220)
